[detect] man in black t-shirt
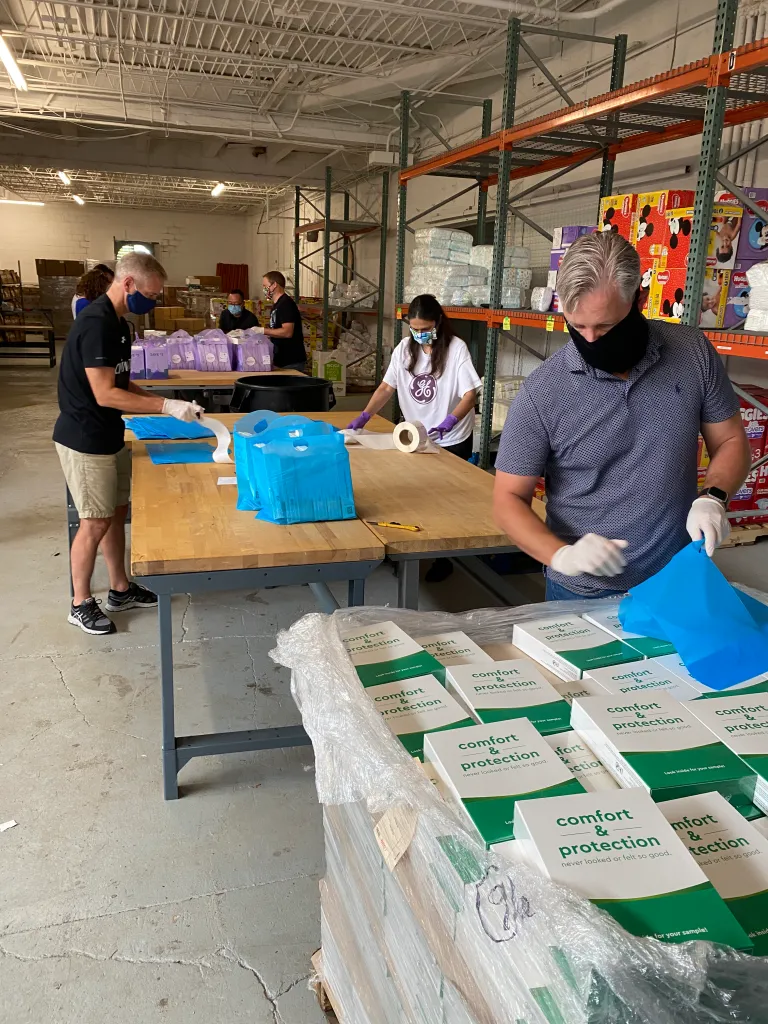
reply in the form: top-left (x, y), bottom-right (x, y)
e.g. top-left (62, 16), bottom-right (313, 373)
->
top-left (54, 252), bottom-right (202, 636)
top-left (261, 271), bottom-right (306, 369)
top-left (218, 289), bottom-right (260, 334)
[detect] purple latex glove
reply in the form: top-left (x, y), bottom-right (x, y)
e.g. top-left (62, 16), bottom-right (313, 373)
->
top-left (428, 414), bottom-right (459, 440)
top-left (346, 410), bottom-right (371, 431)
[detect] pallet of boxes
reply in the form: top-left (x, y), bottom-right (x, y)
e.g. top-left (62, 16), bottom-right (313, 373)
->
top-left (273, 599), bottom-right (768, 1024)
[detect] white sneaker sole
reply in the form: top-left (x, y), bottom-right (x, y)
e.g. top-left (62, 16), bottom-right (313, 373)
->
top-left (105, 598), bottom-right (158, 612)
top-left (67, 612), bottom-right (115, 635)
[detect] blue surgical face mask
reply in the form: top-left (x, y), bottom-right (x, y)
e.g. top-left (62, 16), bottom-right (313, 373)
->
top-left (410, 326), bottom-right (436, 345)
top-left (127, 289), bottom-right (157, 315)
top-left (228, 304), bottom-right (243, 315)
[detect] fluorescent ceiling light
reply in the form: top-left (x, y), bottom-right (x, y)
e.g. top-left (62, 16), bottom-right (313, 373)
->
top-left (72, 194), bottom-right (85, 205)
top-left (0, 33), bottom-right (28, 92)
top-left (57, 170), bottom-right (71, 185)
top-left (0, 199), bottom-right (44, 206)
top-left (211, 182), bottom-right (226, 197)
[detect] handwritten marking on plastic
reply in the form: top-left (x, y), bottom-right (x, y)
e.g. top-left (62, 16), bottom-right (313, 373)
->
top-left (475, 868), bottom-right (534, 943)
top-left (374, 806), bottom-right (418, 871)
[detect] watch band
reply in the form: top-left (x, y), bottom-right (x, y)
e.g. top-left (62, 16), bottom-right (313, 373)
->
top-left (699, 486), bottom-right (729, 506)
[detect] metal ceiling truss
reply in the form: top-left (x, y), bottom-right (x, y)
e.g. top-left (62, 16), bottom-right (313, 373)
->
top-left (0, 163), bottom-right (286, 211)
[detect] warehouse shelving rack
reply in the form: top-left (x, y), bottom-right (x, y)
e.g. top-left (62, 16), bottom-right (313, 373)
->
top-left (294, 167), bottom-right (389, 381)
top-left (392, 0), bottom-right (768, 470)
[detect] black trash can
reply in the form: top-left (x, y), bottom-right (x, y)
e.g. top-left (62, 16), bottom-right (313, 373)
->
top-left (230, 374), bottom-right (337, 413)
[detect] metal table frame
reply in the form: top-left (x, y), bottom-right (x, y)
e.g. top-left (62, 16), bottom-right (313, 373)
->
top-left (393, 544), bottom-right (517, 609)
top-left (141, 560), bottom-right (379, 799)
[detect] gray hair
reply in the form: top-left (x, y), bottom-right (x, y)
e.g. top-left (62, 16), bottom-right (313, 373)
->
top-left (114, 251), bottom-right (167, 284)
top-left (557, 231), bottom-right (640, 311)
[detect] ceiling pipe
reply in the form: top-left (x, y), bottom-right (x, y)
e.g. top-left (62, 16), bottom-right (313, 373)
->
top-left (430, 0), bottom-right (637, 19)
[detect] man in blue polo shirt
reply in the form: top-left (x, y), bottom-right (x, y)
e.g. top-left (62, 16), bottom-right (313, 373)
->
top-left (493, 231), bottom-right (750, 600)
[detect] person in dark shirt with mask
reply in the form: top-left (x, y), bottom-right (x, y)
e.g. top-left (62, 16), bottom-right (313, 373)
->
top-left (218, 289), bottom-right (260, 333)
top-left (54, 252), bottom-right (202, 635)
top-left (261, 271), bottom-right (306, 369)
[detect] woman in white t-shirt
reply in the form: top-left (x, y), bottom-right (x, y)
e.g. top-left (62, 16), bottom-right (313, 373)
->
top-left (346, 294), bottom-right (481, 581)
top-left (346, 294), bottom-right (481, 460)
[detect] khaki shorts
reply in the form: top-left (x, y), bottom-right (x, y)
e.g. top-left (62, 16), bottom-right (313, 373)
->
top-left (56, 443), bottom-right (131, 519)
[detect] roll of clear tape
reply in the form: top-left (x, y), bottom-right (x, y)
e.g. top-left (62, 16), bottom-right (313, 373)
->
top-left (393, 420), bottom-right (432, 454)
top-left (200, 415), bottom-right (233, 464)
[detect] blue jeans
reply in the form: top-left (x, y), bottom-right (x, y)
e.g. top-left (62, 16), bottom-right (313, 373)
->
top-left (544, 573), bottom-right (627, 602)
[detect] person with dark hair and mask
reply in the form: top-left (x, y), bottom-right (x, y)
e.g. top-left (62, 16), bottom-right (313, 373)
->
top-left (218, 288), bottom-right (259, 333)
top-left (493, 231), bottom-right (750, 601)
top-left (346, 292), bottom-right (481, 581)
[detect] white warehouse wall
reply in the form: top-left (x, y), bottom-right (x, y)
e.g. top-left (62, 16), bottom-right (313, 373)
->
top-left (0, 203), bottom-right (252, 288)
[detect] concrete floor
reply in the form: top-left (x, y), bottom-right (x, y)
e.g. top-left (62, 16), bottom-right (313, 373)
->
top-left (1, 363), bottom-right (764, 1023)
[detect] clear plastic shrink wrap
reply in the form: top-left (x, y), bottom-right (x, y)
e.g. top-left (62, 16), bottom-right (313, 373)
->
top-left (272, 598), bottom-right (768, 1024)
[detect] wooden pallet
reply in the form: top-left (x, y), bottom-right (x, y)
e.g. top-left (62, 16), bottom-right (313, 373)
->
top-left (311, 949), bottom-right (341, 1021)
top-left (722, 522), bottom-right (768, 548)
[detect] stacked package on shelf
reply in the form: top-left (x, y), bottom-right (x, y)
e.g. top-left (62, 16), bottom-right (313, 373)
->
top-left (336, 320), bottom-right (379, 387)
top-left (547, 226), bottom-right (595, 312)
top-left (646, 202), bottom-right (743, 327)
top-left (404, 229), bottom-right (485, 306)
top-left (469, 244), bottom-right (532, 307)
top-left (745, 259), bottom-right (768, 332)
top-left (717, 187), bottom-right (768, 329)
top-left (727, 381), bottom-right (768, 524)
top-left (478, 374), bottom-right (523, 435)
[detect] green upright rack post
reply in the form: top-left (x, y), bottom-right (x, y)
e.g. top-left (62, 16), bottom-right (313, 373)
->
top-left (322, 166), bottom-right (332, 351)
top-left (598, 34), bottom-right (627, 204)
top-left (294, 186), bottom-right (301, 301)
top-left (479, 19), bottom-right (520, 471)
top-left (472, 98), bottom-right (493, 370)
top-left (682, 0), bottom-right (738, 327)
top-left (375, 170), bottom-right (390, 386)
top-left (342, 192), bottom-right (350, 285)
top-left (393, 90), bottom-right (410, 422)
top-left (475, 99), bottom-right (493, 246)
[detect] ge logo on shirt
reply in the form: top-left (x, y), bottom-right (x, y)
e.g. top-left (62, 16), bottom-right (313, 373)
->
top-left (410, 373), bottom-right (437, 404)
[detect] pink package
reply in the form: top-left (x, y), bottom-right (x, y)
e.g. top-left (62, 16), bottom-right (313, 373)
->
top-left (143, 340), bottom-right (170, 380)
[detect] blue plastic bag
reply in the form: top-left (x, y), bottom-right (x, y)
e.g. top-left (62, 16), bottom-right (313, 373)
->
top-left (126, 416), bottom-right (214, 440)
top-left (255, 432), bottom-right (355, 525)
top-left (146, 442), bottom-right (215, 464)
top-left (235, 413), bottom-right (335, 512)
top-left (620, 541), bottom-right (768, 689)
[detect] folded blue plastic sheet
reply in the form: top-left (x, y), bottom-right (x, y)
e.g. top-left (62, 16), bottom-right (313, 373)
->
top-left (620, 541), bottom-right (768, 689)
top-left (146, 442), bottom-right (215, 464)
top-left (125, 417), bottom-right (214, 440)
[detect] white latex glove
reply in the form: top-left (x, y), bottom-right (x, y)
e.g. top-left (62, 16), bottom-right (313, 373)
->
top-left (162, 398), bottom-right (203, 422)
top-left (550, 534), bottom-right (629, 577)
top-left (686, 496), bottom-right (729, 557)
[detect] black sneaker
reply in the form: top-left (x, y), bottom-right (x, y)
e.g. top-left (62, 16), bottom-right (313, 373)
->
top-left (68, 598), bottom-right (116, 635)
top-left (106, 582), bottom-right (159, 612)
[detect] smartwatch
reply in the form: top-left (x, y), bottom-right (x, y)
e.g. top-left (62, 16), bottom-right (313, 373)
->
top-left (698, 486), bottom-right (728, 506)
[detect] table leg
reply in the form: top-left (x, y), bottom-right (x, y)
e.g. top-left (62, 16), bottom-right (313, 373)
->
top-left (308, 582), bottom-right (340, 614)
top-left (397, 560), bottom-right (420, 610)
top-left (158, 593), bottom-right (179, 800)
top-left (348, 578), bottom-right (366, 606)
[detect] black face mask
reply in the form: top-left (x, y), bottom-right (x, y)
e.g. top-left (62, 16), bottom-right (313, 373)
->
top-left (566, 296), bottom-right (649, 374)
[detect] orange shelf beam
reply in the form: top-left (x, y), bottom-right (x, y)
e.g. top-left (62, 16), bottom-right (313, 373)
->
top-left (394, 307), bottom-right (768, 360)
top-left (400, 38), bottom-right (768, 185)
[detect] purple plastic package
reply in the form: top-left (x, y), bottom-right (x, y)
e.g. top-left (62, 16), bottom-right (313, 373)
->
top-left (234, 337), bottom-right (273, 372)
top-left (549, 247), bottom-right (567, 271)
top-left (552, 225), bottom-right (594, 247)
top-left (144, 340), bottom-right (170, 380)
top-left (166, 330), bottom-right (196, 371)
top-left (130, 342), bottom-right (145, 380)
top-left (195, 329), bottom-right (232, 371)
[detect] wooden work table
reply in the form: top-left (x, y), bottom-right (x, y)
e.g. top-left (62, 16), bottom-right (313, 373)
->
top-left (138, 367), bottom-right (305, 388)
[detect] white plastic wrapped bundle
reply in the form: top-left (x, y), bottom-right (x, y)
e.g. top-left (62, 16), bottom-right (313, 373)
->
top-left (531, 286), bottom-right (554, 312)
top-left (412, 250), bottom-right (452, 267)
top-left (414, 227), bottom-right (455, 247)
top-left (503, 267), bottom-right (533, 289)
top-left (745, 309), bottom-right (768, 331)
top-left (467, 285), bottom-right (491, 305)
top-left (467, 266), bottom-right (488, 284)
top-left (275, 599), bottom-right (768, 1024)
top-left (449, 289), bottom-right (472, 306)
top-left (506, 246), bottom-right (531, 267)
top-left (500, 286), bottom-right (525, 308)
top-left (746, 262), bottom-right (768, 288)
top-left (469, 245), bottom-right (494, 270)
